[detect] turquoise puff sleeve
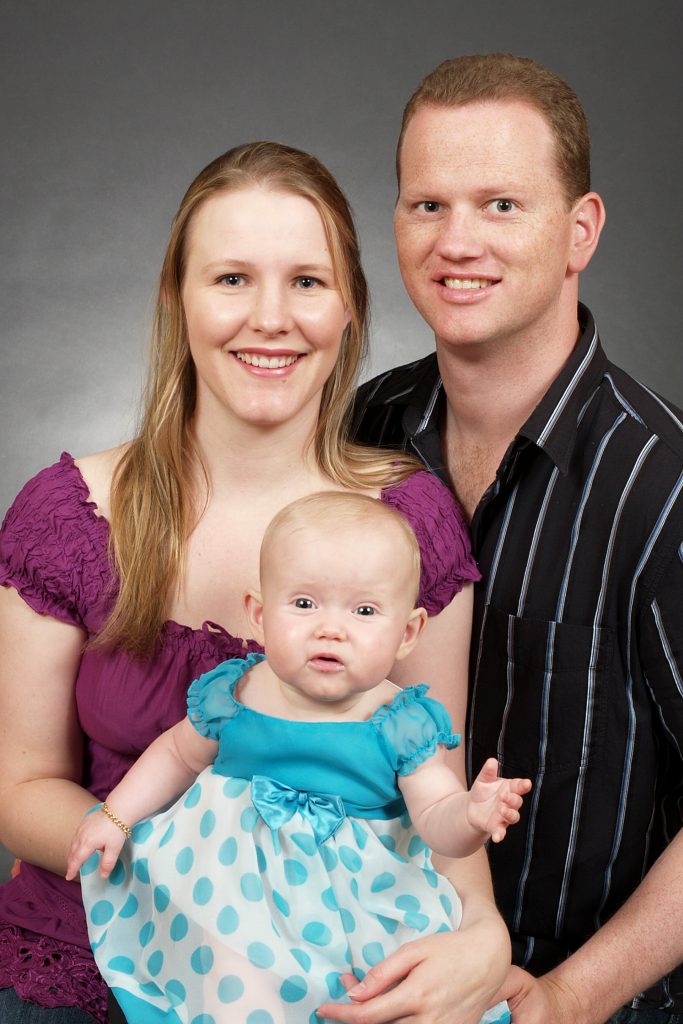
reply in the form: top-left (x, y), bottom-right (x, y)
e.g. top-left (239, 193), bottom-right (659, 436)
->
top-left (373, 685), bottom-right (461, 776)
top-left (186, 653), bottom-right (265, 739)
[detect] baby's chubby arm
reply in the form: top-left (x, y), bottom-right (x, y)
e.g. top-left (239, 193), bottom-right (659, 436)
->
top-left (65, 718), bottom-right (217, 880)
top-left (398, 752), bottom-right (531, 858)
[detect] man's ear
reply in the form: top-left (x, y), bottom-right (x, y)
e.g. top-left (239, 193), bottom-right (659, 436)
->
top-left (393, 607), bottom-right (428, 662)
top-left (244, 590), bottom-right (265, 645)
top-left (568, 191), bottom-right (606, 274)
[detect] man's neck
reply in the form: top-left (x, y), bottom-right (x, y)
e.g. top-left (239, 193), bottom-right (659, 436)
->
top-left (436, 315), bottom-right (581, 518)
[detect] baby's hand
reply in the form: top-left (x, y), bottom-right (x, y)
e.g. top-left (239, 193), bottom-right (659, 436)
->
top-left (65, 808), bottom-right (127, 881)
top-left (468, 757), bottom-right (531, 843)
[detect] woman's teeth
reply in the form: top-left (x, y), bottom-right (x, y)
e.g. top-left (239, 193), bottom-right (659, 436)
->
top-left (443, 278), bottom-right (493, 289)
top-left (236, 352), bottom-right (300, 368)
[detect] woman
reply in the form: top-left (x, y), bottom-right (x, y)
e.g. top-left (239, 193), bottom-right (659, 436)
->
top-left (0, 142), bottom-right (509, 1023)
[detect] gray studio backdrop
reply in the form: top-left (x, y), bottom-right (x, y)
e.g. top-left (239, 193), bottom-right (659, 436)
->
top-left (0, 0), bottom-right (682, 878)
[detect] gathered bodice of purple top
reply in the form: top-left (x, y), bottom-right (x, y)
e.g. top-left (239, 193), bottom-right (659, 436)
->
top-left (0, 452), bottom-right (479, 1019)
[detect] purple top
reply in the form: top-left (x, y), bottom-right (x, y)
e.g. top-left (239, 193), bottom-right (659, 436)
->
top-left (0, 452), bottom-right (479, 1018)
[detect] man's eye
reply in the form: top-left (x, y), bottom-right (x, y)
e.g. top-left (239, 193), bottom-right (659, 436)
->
top-left (491, 199), bottom-right (516, 213)
top-left (294, 598), bottom-right (315, 609)
top-left (354, 605), bottom-right (375, 616)
top-left (221, 274), bottom-right (244, 286)
top-left (418, 201), bottom-right (441, 213)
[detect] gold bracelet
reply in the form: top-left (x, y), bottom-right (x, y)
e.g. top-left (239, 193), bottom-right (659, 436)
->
top-left (101, 802), bottom-right (132, 839)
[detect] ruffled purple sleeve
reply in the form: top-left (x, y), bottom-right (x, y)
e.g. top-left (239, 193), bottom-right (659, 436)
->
top-left (381, 470), bottom-right (481, 615)
top-left (0, 453), bottom-right (113, 632)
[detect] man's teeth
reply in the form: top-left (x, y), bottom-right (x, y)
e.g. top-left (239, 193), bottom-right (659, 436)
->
top-left (236, 352), bottom-right (300, 368)
top-left (443, 278), bottom-right (493, 290)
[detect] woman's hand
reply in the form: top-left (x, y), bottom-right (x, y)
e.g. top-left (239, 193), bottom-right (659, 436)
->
top-left (317, 914), bottom-right (510, 1024)
top-left (65, 808), bottom-right (127, 881)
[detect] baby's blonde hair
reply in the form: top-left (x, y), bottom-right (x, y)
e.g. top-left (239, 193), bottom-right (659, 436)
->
top-left (260, 492), bottom-right (421, 605)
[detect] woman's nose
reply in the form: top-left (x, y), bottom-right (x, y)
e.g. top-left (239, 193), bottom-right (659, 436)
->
top-left (247, 284), bottom-right (293, 336)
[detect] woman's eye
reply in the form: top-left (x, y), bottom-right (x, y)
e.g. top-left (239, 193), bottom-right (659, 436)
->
top-left (354, 605), bottom-right (375, 617)
top-left (294, 598), bottom-right (315, 609)
top-left (490, 199), bottom-right (516, 213)
top-left (221, 274), bottom-right (244, 287)
top-left (418, 201), bottom-right (441, 214)
top-left (296, 276), bottom-right (320, 290)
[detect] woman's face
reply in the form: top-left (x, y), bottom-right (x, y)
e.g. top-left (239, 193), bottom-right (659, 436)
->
top-left (181, 186), bottom-right (349, 435)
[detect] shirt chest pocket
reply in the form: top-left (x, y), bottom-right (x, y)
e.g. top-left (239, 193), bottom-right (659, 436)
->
top-left (470, 604), bottom-right (615, 775)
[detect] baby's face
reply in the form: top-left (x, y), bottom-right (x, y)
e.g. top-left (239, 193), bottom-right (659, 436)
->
top-left (257, 523), bottom-right (419, 712)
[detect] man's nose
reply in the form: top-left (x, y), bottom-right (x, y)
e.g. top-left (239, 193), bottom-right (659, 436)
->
top-left (434, 207), bottom-right (486, 262)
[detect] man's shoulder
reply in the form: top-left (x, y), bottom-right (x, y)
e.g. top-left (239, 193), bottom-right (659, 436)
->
top-left (603, 361), bottom-right (683, 462)
top-left (352, 353), bottom-right (439, 449)
top-left (356, 352), bottom-right (439, 407)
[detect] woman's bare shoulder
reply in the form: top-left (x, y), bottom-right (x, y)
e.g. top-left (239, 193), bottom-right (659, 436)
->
top-left (73, 443), bottom-right (131, 519)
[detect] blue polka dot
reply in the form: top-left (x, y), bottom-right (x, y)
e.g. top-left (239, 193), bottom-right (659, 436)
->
top-left (321, 886), bottom-right (338, 911)
top-left (193, 877), bottom-right (214, 906)
top-left (218, 837), bottom-right (238, 865)
top-left (290, 948), bottom-right (311, 972)
top-left (408, 834), bottom-right (428, 856)
top-left (284, 859), bottom-right (308, 885)
top-left (176, 846), bottom-right (194, 874)
top-left (340, 908), bottom-right (356, 933)
top-left (191, 945), bottom-right (214, 975)
top-left (378, 833), bottom-right (396, 852)
top-left (405, 911), bottom-right (431, 931)
top-left (79, 852), bottom-right (99, 877)
top-left (132, 820), bottom-right (154, 844)
top-left (108, 956), bottom-right (135, 974)
top-left (247, 941), bottom-right (275, 969)
top-left (217, 905), bottom-right (239, 934)
top-left (184, 783), bottom-right (202, 808)
top-left (291, 833), bottom-right (316, 856)
top-left (240, 806), bottom-right (259, 832)
top-left (191, 1016), bottom-right (216, 1024)
top-left (395, 894), bottom-right (421, 912)
top-left (326, 972), bottom-right (346, 999)
top-left (134, 859), bottom-right (150, 884)
top-left (200, 809), bottom-right (216, 837)
top-left (139, 921), bottom-right (155, 947)
top-left (363, 941), bottom-right (385, 966)
top-left (437, 922), bottom-right (452, 933)
top-left (240, 873), bottom-right (263, 901)
top-left (165, 979), bottom-right (186, 1006)
top-left (272, 890), bottom-right (290, 917)
top-left (375, 913), bottom-right (398, 934)
top-left (109, 860), bottom-right (125, 886)
top-left (154, 885), bottom-right (171, 913)
top-left (140, 981), bottom-right (163, 998)
top-left (339, 846), bottom-right (362, 872)
top-left (255, 845), bottom-right (267, 872)
top-left (271, 919), bottom-right (281, 938)
top-left (218, 975), bottom-right (244, 1003)
top-left (399, 809), bottom-right (411, 828)
top-left (90, 900), bottom-right (114, 925)
top-left (247, 1013), bottom-right (273, 1024)
top-left (159, 822), bottom-right (175, 847)
top-left (351, 820), bottom-right (368, 848)
top-left (281, 975), bottom-right (308, 1002)
top-left (147, 950), bottom-right (164, 976)
top-left (319, 845), bottom-right (338, 871)
top-left (350, 878), bottom-right (359, 899)
top-left (223, 777), bottom-right (249, 797)
top-left (119, 894), bottom-right (139, 919)
top-left (370, 872), bottom-right (395, 892)
top-left (440, 893), bottom-right (453, 916)
top-left (303, 921), bottom-right (331, 947)
top-left (170, 914), bottom-right (189, 941)
top-left (423, 867), bottom-right (438, 888)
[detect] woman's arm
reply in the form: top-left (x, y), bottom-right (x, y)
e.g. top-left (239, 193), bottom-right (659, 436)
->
top-left (66, 717), bottom-right (217, 879)
top-left (0, 585), bottom-right (95, 876)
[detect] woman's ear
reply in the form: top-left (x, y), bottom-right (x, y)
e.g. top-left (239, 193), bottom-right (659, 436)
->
top-left (568, 191), bottom-right (606, 274)
top-left (393, 607), bottom-right (428, 662)
top-left (244, 590), bottom-right (265, 645)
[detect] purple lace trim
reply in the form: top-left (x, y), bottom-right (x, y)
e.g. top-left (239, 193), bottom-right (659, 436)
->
top-left (0, 921), bottom-right (107, 1023)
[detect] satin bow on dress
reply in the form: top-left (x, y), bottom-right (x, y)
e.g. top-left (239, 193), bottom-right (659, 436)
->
top-left (251, 775), bottom-right (346, 845)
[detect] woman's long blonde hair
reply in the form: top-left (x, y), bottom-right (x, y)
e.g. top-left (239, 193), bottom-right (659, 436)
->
top-left (96, 142), bottom-right (420, 656)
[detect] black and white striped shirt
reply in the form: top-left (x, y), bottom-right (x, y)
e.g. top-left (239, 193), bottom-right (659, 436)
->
top-left (352, 305), bottom-right (683, 1011)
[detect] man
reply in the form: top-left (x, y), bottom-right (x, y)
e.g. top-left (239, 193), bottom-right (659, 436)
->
top-left (353, 54), bottom-right (683, 1024)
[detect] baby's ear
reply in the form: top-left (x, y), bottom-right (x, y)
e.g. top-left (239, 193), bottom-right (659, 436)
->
top-left (394, 607), bottom-right (428, 662)
top-left (244, 590), bottom-right (265, 644)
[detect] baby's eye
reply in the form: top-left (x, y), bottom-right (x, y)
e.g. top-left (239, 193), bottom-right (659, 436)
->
top-left (417, 201), bottom-right (441, 214)
top-left (489, 199), bottom-right (516, 214)
top-left (220, 274), bottom-right (245, 287)
top-left (354, 605), bottom-right (375, 616)
top-left (295, 276), bottom-right (321, 290)
top-left (294, 598), bottom-right (315, 610)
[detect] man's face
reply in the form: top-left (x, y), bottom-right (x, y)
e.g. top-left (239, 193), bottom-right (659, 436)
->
top-left (394, 100), bottom-right (581, 355)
